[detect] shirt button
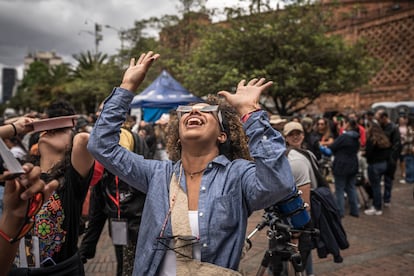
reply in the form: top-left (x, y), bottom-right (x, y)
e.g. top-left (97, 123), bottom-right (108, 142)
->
top-left (201, 186), bottom-right (206, 191)
top-left (199, 212), bottom-right (203, 217)
top-left (208, 164), bottom-right (212, 168)
top-left (263, 135), bottom-right (268, 140)
top-left (203, 243), bottom-right (208, 248)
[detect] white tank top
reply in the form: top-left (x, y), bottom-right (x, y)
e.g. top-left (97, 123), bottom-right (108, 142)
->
top-left (158, 211), bottom-right (201, 275)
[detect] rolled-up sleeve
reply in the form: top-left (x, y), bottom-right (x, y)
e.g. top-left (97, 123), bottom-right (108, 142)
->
top-left (242, 111), bottom-right (296, 211)
top-left (87, 87), bottom-right (152, 193)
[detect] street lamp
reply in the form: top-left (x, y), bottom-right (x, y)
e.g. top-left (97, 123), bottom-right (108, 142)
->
top-left (80, 20), bottom-right (103, 54)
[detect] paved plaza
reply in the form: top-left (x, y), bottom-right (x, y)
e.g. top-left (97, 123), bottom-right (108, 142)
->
top-left (83, 179), bottom-right (414, 276)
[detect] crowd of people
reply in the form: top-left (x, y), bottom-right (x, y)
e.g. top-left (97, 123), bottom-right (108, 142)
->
top-left (273, 108), bottom-right (412, 219)
top-left (0, 50), bottom-right (412, 276)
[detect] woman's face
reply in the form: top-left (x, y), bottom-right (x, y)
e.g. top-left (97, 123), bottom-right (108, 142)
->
top-left (38, 128), bottom-right (73, 154)
top-left (317, 119), bottom-right (326, 132)
top-left (177, 103), bottom-right (223, 142)
top-left (285, 130), bottom-right (304, 148)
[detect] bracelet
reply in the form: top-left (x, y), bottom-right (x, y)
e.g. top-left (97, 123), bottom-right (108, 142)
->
top-left (9, 123), bottom-right (17, 137)
top-left (0, 228), bottom-right (14, 243)
top-left (241, 109), bottom-right (261, 123)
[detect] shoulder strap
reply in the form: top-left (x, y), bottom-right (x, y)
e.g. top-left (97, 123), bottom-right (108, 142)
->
top-left (90, 161), bottom-right (105, 187)
top-left (290, 147), bottom-right (329, 188)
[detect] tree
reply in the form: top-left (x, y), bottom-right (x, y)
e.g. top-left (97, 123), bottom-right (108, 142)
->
top-left (10, 62), bottom-right (73, 112)
top-left (176, 1), bottom-right (378, 115)
top-left (66, 51), bottom-right (122, 113)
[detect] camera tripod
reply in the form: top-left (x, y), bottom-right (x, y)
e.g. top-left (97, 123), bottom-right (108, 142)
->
top-left (246, 211), bottom-right (319, 276)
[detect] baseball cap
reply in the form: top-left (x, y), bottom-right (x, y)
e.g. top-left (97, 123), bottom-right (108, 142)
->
top-left (283, 121), bottom-right (304, 136)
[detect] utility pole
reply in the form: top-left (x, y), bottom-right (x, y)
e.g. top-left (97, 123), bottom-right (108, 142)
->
top-left (94, 23), bottom-right (103, 54)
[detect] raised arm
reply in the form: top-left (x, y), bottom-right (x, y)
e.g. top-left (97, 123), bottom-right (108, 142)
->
top-left (72, 132), bottom-right (94, 178)
top-left (0, 117), bottom-right (34, 139)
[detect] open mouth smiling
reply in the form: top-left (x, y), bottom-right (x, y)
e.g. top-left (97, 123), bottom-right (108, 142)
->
top-left (186, 117), bottom-right (204, 128)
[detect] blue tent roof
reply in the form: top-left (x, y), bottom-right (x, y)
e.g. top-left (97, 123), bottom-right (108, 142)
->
top-left (130, 70), bottom-right (203, 108)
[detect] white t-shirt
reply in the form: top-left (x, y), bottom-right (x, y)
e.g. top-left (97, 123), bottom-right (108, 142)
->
top-left (159, 211), bottom-right (201, 276)
top-left (287, 149), bottom-right (318, 189)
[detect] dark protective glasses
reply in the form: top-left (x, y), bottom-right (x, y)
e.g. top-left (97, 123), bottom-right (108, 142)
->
top-left (176, 105), bottom-right (224, 131)
top-left (154, 235), bottom-right (200, 259)
top-left (0, 182), bottom-right (44, 243)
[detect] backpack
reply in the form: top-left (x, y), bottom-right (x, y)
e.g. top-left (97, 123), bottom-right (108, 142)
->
top-left (91, 129), bottom-right (149, 242)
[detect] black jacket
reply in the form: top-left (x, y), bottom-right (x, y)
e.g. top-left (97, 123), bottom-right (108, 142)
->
top-left (311, 186), bottom-right (349, 263)
top-left (329, 130), bottom-right (360, 176)
top-left (79, 129), bottom-right (149, 261)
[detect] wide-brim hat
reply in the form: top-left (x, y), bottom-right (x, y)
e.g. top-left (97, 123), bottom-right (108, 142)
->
top-left (269, 114), bottom-right (287, 125)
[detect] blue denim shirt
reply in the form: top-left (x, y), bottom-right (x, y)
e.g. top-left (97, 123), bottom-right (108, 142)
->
top-left (87, 88), bottom-right (296, 275)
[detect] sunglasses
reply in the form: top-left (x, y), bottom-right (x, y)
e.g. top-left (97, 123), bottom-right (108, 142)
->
top-left (154, 235), bottom-right (200, 259)
top-left (0, 183), bottom-right (44, 244)
top-left (176, 105), bottom-right (225, 131)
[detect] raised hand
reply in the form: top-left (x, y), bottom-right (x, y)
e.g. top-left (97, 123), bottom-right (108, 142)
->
top-left (12, 117), bottom-right (35, 135)
top-left (2, 164), bottom-right (59, 216)
top-left (218, 78), bottom-right (273, 117)
top-left (120, 51), bottom-right (160, 92)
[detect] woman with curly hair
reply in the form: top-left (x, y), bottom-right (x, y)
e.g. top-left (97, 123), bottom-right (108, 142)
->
top-left (88, 51), bottom-right (296, 275)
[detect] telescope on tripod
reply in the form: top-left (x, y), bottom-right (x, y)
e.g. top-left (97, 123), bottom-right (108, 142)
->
top-left (245, 190), bottom-right (319, 276)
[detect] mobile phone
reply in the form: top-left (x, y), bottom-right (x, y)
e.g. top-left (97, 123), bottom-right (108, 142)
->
top-left (0, 137), bottom-right (25, 180)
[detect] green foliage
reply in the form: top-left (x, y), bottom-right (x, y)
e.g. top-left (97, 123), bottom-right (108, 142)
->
top-left (8, 51), bottom-right (123, 114)
top-left (9, 62), bottom-right (74, 112)
top-left (6, 0), bottom-right (379, 117)
top-left (174, 1), bottom-right (379, 115)
top-left (67, 52), bottom-right (123, 113)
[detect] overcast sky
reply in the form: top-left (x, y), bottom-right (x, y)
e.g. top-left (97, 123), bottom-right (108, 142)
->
top-left (0, 0), bottom-right (261, 80)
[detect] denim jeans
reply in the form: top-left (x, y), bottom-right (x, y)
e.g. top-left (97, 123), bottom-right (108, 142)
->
top-left (333, 173), bottom-right (359, 217)
top-left (405, 155), bottom-right (414, 183)
top-left (383, 160), bottom-right (397, 203)
top-left (368, 161), bottom-right (387, 210)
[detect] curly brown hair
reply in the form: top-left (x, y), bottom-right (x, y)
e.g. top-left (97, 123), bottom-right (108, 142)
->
top-left (166, 95), bottom-right (252, 162)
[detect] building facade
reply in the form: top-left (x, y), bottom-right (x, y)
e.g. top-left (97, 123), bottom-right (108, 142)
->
top-left (23, 51), bottom-right (63, 75)
top-left (1, 68), bottom-right (17, 104)
top-left (314, 0), bottom-right (414, 114)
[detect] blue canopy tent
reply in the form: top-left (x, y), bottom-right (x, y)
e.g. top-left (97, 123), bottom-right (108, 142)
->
top-left (130, 70), bottom-right (203, 122)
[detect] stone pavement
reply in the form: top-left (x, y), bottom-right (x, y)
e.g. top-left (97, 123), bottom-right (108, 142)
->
top-left (83, 180), bottom-right (414, 276)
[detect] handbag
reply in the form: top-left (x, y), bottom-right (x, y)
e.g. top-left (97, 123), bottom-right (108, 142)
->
top-left (168, 168), bottom-right (241, 276)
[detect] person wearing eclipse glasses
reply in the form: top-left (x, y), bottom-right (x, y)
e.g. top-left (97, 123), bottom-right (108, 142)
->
top-left (88, 51), bottom-right (297, 275)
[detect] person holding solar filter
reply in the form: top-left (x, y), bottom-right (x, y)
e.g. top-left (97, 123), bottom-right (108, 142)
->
top-left (0, 117), bottom-right (35, 217)
top-left (7, 100), bottom-right (95, 276)
top-left (0, 117), bottom-right (58, 276)
top-left (0, 164), bottom-right (59, 276)
top-left (88, 51), bottom-right (297, 275)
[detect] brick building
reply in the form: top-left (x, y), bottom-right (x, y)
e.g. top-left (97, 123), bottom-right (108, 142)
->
top-left (159, 1), bottom-right (414, 115)
top-left (314, 0), bottom-right (414, 114)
